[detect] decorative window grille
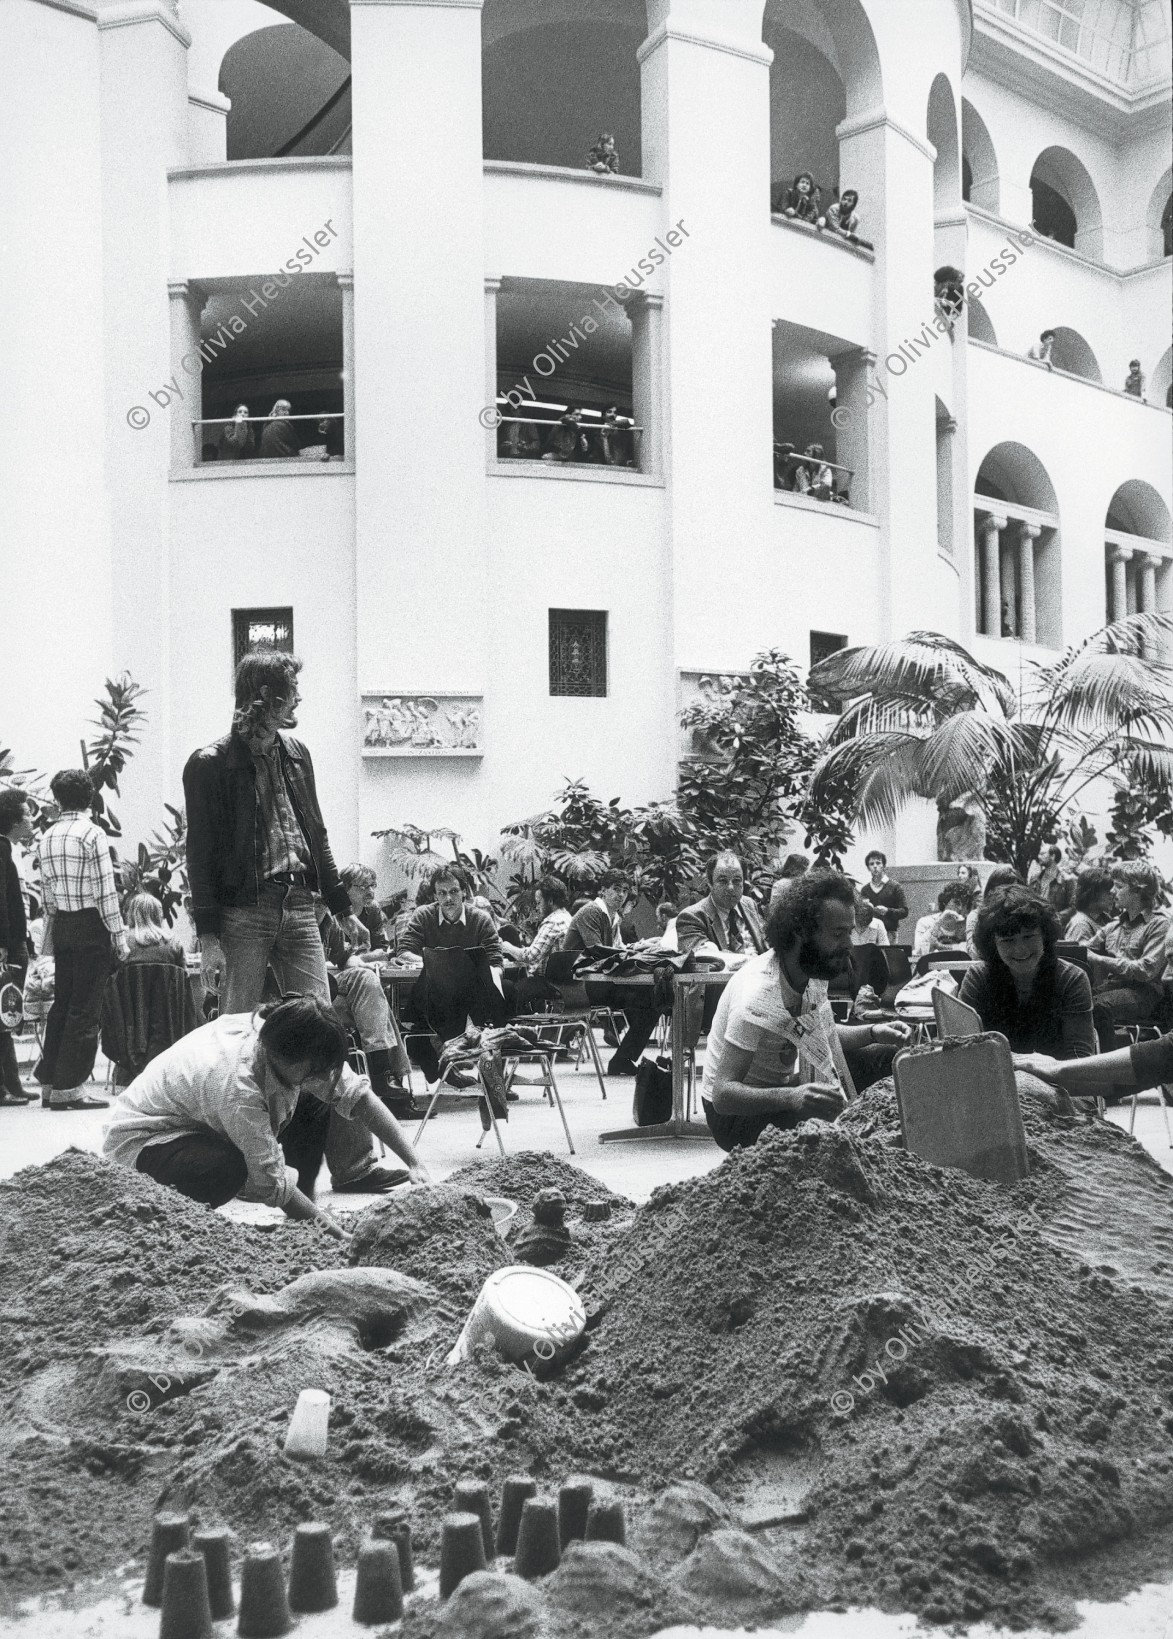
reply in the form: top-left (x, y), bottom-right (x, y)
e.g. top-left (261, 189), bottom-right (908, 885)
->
top-left (808, 630), bottom-right (848, 714)
top-left (549, 609), bottom-right (607, 697)
top-left (232, 607), bottom-right (294, 669)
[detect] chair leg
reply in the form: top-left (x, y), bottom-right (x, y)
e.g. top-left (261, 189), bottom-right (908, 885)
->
top-left (580, 1021), bottom-right (608, 1101)
top-left (413, 1084), bottom-right (444, 1147)
top-left (1162, 1087), bottom-right (1173, 1147)
top-left (543, 1057), bottom-right (575, 1155)
top-left (1129, 1093), bottom-right (1138, 1135)
top-left (483, 1087), bottom-right (507, 1157)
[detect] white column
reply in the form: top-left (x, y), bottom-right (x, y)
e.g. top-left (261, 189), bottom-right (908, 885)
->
top-left (833, 348), bottom-right (875, 512)
top-left (1016, 522), bottom-right (1040, 644)
top-left (628, 289), bottom-right (664, 480)
top-left (484, 275), bottom-right (500, 463)
top-left (978, 513), bottom-right (1006, 638)
top-left (1108, 546), bottom-right (1131, 623)
top-left (168, 280), bottom-right (202, 469)
top-left (999, 532), bottom-right (1016, 637)
top-left (337, 272), bottom-right (355, 464)
top-left (935, 414), bottom-right (955, 555)
top-left (1140, 553), bottom-right (1159, 616)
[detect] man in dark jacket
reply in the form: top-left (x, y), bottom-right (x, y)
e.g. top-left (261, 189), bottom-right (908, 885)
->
top-left (560, 870), bottom-right (660, 1077)
top-left (183, 650), bottom-right (403, 1193)
top-left (398, 863), bottom-right (503, 1084)
top-left (860, 850), bottom-right (910, 938)
top-left (0, 789), bottom-right (37, 1102)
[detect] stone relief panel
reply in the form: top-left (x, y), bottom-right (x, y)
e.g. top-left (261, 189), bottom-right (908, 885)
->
top-left (677, 669), bottom-right (752, 758)
top-left (361, 693), bottom-right (484, 756)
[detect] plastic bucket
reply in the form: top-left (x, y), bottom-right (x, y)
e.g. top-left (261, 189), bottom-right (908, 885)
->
top-left (483, 1196), bottom-right (519, 1239)
top-left (447, 1266), bottom-right (585, 1367)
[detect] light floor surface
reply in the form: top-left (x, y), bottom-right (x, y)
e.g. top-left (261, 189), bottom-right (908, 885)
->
top-left (2, 1035), bottom-right (1171, 1638)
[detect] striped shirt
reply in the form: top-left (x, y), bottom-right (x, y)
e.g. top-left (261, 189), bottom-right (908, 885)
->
top-left (36, 812), bottom-right (125, 938)
top-left (250, 740), bottom-right (311, 880)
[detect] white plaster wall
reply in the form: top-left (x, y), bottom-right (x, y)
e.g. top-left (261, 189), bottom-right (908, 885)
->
top-left (0, 1), bottom-right (113, 787)
top-left (766, 222), bottom-right (873, 346)
top-left (168, 160), bottom-right (352, 279)
top-left (167, 471), bottom-right (359, 858)
top-left (483, 168), bottom-right (664, 287)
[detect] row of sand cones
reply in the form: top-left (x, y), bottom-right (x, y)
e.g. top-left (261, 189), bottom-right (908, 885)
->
top-left (142, 1473), bottom-right (626, 1634)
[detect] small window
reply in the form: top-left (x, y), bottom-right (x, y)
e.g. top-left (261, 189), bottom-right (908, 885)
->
top-left (809, 630), bottom-right (847, 713)
top-left (233, 607), bottom-right (294, 669)
top-left (549, 609), bottom-right (607, 697)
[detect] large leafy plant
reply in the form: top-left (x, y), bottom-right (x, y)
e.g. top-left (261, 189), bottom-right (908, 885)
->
top-left (808, 615), bottom-right (1173, 877)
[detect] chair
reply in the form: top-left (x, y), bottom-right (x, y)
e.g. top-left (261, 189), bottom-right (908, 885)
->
top-left (100, 961), bottom-right (199, 1088)
top-left (509, 950), bottom-right (610, 1103)
top-left (1056, 941), bottom-right (1091, 972)
top-left (881, 945), bottom-right (913, 999)
top-left (915, 949), bottom-right (972, 978)
top-left (1126, 1080), bottom-right (1173, 1147)
top-left (493, 1044), bottom-right (576, 1154)
top-left (414, 1067), bottom-right (508, 1158)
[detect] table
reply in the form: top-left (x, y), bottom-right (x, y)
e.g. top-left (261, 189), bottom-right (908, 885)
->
top-left (598, 970), bottom-right (732, 1144)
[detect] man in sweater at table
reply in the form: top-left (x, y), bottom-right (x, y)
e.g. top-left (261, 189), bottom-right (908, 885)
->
top-left (397, 863), bottom-right (502, 1084)
top-left (561, 869), bottom-right (660, 1077)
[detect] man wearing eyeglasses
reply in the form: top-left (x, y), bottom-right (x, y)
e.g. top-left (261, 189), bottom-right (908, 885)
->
top-left (103, 995), bottom-right (429, 1237)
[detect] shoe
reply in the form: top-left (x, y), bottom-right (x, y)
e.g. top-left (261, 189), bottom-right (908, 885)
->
top-left (332, 1166), bottom-right (411, 1194)
top-left (386, 1097), bottom-right (425, 1122)
top-left (606, 1058), bottom-right (638, 1078)
top-left (440, 1068), bottom-right (477, 1090)
top-left (0, 1087), bottom-right (37, 1105)
top-left (48, 1092), bottom-right (111, 1110)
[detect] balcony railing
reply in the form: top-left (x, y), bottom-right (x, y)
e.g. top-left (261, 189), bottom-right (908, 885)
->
top-left (191, 413), bottom-right (345, 467)
top-left (495, 413), bottom-right (644, 471)
top-left (773, 447), bottom-right (855, 507)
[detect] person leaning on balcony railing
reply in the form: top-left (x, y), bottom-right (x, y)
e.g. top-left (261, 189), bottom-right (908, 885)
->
top-left (598, 405), bottom-right (633, 468)
top-left (220, 403), bottom-right (255, 459)
top-left (1027, 330), bottom-right (1055, 370)
top-left (821, 188), bottom-right (861, 239)
top-left (793, 443), bottom-right (834, 502)
top-left (500, 414), bottom-right (542, 460)
top-left (781, 172), bottom-right (820, 224)
top-left (586, 132), bottom-right (619, 175)
top-left (543, 409), bottom-right (590, 464)
top-left (1123, 360), bottom-right (1145, 399)
top-left (260, 399), bottom-right (300, 460)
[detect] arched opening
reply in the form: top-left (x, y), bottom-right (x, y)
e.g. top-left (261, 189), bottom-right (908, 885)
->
top-left (967, 294), bottom-right (996, 344)
top-left (973, 442), bottom-right (1061, 647)
top-left (1030, 146), bottom-right (1104, 257)
top-left (763, 0), bottom-right (881, 222)
top-left (961, 98), bottom-right (999, 212)
top-left (1107, 480), bottom-right (1172, 544)
top-left (1152, 345), bottom-right (1172, 407)
top-left (482, 0), bottom-right (647, 173)
top-left (219, 25), bottom-right (351, 160)
top-left (1105, 482), bottom-right (1172, 625)
top-left (927, 74), bottom-right (960, 216)
top-left (1148, 168), bottom-right (1173, 259)
top-left (1048, 326), bottom-right (1102, 382)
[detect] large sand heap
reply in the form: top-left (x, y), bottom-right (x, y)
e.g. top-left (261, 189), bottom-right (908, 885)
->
top-left (1, 1090), bottom-right (1172, 1634)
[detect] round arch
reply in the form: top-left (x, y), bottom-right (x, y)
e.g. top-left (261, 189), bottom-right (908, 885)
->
top-left (966, 294), bottom-right (996, 344)
top-left (219, 25), bottom-right (350, 160)
top-left (1106, 481), bottom-right (1172, 545)
top-left (1152, 346), bottom-right (1172, 406)
top-left (482, 0), bottom-right (647, 172)
top-left (927, 74), bottom-right (960, 215)
top-left (975, 442), bottom-right (1058, 513)
top-left (1148, 167), bottom-right (1172, 259)
top-left (1030, 146), bottom-right (1104, 258)
top-left (961, 98), bottom-right (998, 212)
top-left (1046, 326), bottom-right (1102, 383)
top-left (762, 0), bottom-right (881, 123)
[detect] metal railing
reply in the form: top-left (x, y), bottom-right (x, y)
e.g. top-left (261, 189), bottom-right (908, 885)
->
top-left (773, 446), bottom-right (854, 504)
top-left (495, 414), bottom-right (644, 471)
top-left (191, 413), bottom-right (345, 466)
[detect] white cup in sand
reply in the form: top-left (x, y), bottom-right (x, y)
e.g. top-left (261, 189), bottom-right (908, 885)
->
top-left (283, 1389), bottom-right (331, 1459)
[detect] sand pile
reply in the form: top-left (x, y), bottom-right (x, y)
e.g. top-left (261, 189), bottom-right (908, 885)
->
top-left (2, 1086), bottom-right (1172, 1635)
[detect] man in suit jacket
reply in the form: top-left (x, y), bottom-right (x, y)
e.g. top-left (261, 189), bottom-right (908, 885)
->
top-left (676, 853), bottom-right (766, 957)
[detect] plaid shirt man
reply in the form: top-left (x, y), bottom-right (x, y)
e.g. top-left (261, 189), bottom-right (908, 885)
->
top-left (516, 908), bottom-right (572, 975)
top-left (36, 812), bottom-right (126, 949)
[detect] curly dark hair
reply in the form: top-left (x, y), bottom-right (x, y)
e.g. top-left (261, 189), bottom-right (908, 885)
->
top-left (257, 993), bottom-right (346, 1078)
top-left (937, 880), bottom-right (975, 913)
top-left (535, 874), bottom-right (569, 910)
top-left (765, 870), bottom-right (855, 959)
top-left (50, 768), bottom-right (94, 812)
top-left (232, 649), bottom-right (302, 741)
top-left (0, 788), bottom-right (31, 834)
top-left (972, 887), bottom-right (1061, 966)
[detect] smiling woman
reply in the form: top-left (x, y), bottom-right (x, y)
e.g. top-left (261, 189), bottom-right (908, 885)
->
top-left (959, 886), bottom-right (1095, 1059)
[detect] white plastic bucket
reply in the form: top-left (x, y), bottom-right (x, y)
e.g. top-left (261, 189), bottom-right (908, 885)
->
top-left (483, 1196), bottom-right (519, 1238)
top-left (447, 1265), bottom-right (585, 1367)
top-left (283, 1389), bottom-right (331, 1459)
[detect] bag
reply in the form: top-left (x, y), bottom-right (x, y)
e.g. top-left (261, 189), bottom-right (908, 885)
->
top-left (0, 974), bottom-right (22, 1032)
top-left (633, 1056), bottom-right (673, 1126)
top-left (894, 969), bottom-right (959, 1011)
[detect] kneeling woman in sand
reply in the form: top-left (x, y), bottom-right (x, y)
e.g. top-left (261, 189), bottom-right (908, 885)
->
top-left (103, 995), bottom-right (428, 1240)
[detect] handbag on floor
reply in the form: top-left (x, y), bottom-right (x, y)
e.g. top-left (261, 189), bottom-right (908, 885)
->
top-left (633, 1056), bottom-right (672, 1126)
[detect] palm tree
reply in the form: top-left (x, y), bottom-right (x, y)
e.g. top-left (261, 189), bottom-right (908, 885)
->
top-left (807, 614), bottom-right (1173, 876)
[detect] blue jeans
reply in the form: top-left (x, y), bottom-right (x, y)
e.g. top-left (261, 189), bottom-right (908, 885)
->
top-left (219, 884), bottom-right (377, 1188)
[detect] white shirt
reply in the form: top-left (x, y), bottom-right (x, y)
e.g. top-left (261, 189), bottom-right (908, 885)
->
top-left (102, 1013), bottom-right (368, 1208)
top-left (702, 951), bottom-right (852, 1100)
top-left (852, 919), bottom-right (889, 946)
